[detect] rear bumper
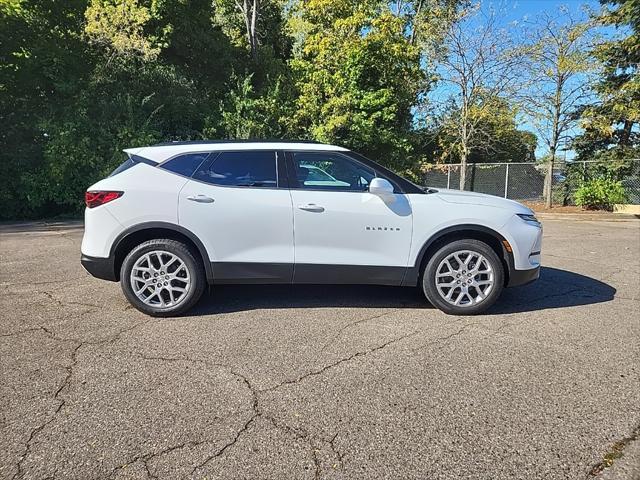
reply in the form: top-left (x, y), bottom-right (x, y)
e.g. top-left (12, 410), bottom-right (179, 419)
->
top-left (507, 265), bottom-right (540, 287)
top-left (81, 254), bottom-right (117, 282)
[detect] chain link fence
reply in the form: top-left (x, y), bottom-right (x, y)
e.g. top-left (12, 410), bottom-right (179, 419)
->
top-left (421, 159), bottom-right (640, 205)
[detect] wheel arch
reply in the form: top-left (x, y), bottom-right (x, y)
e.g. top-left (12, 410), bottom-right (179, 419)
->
top-left (111, 222), bottom-right (213, 282)
top-left (402, 224), bottom-right (514, 287)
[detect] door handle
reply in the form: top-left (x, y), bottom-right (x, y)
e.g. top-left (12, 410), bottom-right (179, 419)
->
top-left (297, 203), bottom-right (325, 213)
top-left (187, 195), bottom-right (215, 204)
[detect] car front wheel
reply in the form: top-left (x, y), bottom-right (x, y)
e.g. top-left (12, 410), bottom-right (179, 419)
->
top-left (120, 239), bottom-right (206, 317)
top-left (422, 239), bottom-right (504, 315)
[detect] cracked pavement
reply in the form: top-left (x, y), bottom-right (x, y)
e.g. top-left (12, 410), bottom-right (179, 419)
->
top-left (1, 219), bottom-right (639, 479)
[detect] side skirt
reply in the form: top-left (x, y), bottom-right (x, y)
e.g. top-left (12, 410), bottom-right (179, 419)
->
top-left (210, 262), bottom-right (407, 286)
top-left (211, 262), bottom-right (293, 284)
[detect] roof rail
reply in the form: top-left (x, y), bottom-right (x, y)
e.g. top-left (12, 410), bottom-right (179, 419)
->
top-left (152, 139), bottom-right (324, 147)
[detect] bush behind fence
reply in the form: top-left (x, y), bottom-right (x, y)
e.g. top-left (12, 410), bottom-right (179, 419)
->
top-left (421, 159), bottom-right (640, 205)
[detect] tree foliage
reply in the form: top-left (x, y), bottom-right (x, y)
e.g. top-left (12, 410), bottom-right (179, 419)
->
top-left (575, 177), bottom-right (627, 209)
top-left (0, 0), bottom-right (637, 219)
top-left (574, 0), bottom-right (639, 161)
top-left (287, 0), bottom-right (425, 171)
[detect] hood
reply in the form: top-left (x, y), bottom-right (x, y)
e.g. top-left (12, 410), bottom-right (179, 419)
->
top-left (435, 189), bottom-right (533, 214)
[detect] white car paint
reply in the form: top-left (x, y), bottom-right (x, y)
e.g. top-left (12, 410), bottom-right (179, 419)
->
top-left (408, 189), bottom-right (539, 271)
top-left (179, 177), bottom-right (295, 264)
top-left (82, 142), bottom-right (542, 281)
top-left (290, 189), bottom-right (413, 267)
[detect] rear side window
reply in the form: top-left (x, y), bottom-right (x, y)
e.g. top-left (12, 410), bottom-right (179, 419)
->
top-left (194, 151), bottom-right (277, 187)
top-left (160, 153), bottom-right (210, 177)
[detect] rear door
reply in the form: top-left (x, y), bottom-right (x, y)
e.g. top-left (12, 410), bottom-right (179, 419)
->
top-left (178, 150), bottom-right (294, 283)
top-left (287, 151), bottom-right (413, 285)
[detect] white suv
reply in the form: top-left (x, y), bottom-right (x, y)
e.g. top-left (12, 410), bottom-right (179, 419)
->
top-left (81, 141), bottom-right (542, 316)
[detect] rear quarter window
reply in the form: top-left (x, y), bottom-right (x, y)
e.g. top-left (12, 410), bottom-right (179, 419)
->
top-left (159, 153), bottom-right (211, 177)
top-left (109, 154), bottom-right (158, 177)
top-left (109, 157), bottom-right (137, 177)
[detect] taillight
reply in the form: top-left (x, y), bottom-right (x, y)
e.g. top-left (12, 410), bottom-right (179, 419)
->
top-left (85, 191), bottom-right (123, 208)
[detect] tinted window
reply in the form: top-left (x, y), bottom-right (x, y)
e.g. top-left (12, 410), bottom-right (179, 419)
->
top-left (109, 154), bottom-right (157, 177)
top-left (109, 157), bottom-right (136, 177)
top-left (160, 153), bottom-right (210, 177)
top-left (291, 152), bottom-right (376, 191)
top-left (194, 151), bottom-right (277, 187)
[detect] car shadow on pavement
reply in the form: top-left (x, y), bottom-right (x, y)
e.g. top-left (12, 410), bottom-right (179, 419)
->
top-left (191, 266), bottom-right (615, 315)
top-left (487, 266), bottom-right (616, 314)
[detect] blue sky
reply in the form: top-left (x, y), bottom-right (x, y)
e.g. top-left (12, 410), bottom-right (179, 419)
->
top-left (501, 0), bottom-right (598, 20)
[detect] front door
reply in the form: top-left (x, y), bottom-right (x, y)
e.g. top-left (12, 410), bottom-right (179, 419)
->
top-left (287, 151), bottom-right (413, 285)
top-left (179, 150), bottom-right (294, 283)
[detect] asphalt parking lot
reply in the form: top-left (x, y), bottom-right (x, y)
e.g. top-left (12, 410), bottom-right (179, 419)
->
top-left (1, 218), bottom-right (639, 480)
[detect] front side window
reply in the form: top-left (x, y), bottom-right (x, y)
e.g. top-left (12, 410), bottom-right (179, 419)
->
top-left (193, 151), bottom-right (277, 187)
top-left (160, 153), bottom-right (210, 177)
top-left (291, 152), bottom-right (376, 192)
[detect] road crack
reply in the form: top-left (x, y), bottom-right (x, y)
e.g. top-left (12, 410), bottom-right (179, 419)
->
top-left (10, 319), bottom-right (152, 479)
top-left (189, 368), bottom-right (260, 477)
top-left (263, 330), bottom-right (422, 393)
top-left (319, 310), bottom-right (394, 353)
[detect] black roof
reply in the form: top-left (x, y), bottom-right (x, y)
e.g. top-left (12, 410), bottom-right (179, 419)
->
top-left (153, 139), bottom-right (324, 147)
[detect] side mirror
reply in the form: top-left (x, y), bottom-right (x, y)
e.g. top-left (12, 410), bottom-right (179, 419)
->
top-left (369, 178), bottom-right (395, 197)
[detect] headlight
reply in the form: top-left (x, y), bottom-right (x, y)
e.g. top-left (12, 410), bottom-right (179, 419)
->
top-left (517, 213), bottom-right (541, 226)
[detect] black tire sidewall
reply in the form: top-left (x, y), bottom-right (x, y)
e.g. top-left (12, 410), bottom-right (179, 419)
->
top-left (120, 239), bottom-right (206, 317)
top-left (422, 239), bottom-right (504, 315)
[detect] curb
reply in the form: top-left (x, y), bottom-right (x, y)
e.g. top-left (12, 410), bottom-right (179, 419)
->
top-left (535, 212), bottom-right (639, 221)
top-left (0, 220), bottom-right (84, 234)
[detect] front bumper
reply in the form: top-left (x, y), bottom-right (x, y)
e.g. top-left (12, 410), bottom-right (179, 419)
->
top-left (81, 254), bottom-right (117, 282)
top-left (507, 265), bottom-right (540, 287)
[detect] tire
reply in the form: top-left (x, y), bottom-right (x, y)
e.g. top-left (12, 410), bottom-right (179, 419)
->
top-left (421, 239), bottom-right (504, 315)
top-left (120, 239), bottom-right (206, 317)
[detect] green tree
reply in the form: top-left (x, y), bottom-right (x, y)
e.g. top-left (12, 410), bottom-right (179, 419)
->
top-left (84, 0), bottom-right (161, 61)
top-left (0, 0), bottom-right (244, 218)
top-left (212, 0), bottom-right (295, 138)
top-left (0, 0), bottom-right (93, 218)
top-left (574, 0), bottom-right (639, 161)
top-left (287, 0), bottom-right (425, 171)
top-left (217, 73), bottom-right (292, 139)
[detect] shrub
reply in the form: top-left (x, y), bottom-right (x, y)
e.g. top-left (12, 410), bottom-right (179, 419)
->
top-left (574, 178), bottom-right (627, 210)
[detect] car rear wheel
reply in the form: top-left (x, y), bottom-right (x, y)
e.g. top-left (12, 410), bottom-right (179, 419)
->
top-left (422, 239), bottom-right (504, 315)
top-left (120, 239), bottom-right (206, 317)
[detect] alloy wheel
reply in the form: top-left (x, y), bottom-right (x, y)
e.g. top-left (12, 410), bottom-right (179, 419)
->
top-left (130, 250), bottom-right (191, 308)
top-left (434, 250), bottom-right (495, 307)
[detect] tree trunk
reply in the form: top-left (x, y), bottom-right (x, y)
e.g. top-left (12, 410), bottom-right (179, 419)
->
top-left (545, 74), bottom-right (564, 209)
top-left (249, 0), bottom-right (258, 61)
top-left (620, 120), bottom-right (633, 146)
top-left (409, 0), bottom-right (423, 45)
top-left (239, 0), bottom-right (258, 61)
top-left (459, 147), bottom-right (468, 190)
top-left (544, 149), bottom-right (555, 209)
